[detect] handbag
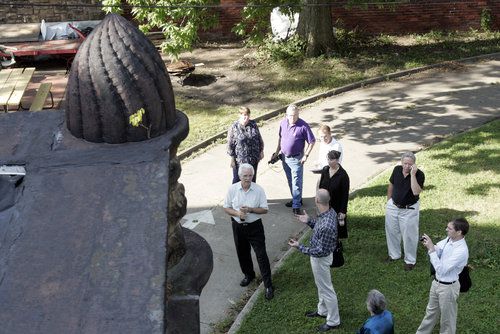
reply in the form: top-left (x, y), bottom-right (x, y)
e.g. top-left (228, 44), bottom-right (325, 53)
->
top-left (330, 240), bottom-right (344, 268)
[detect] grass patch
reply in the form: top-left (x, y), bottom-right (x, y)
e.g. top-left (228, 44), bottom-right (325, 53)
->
top-left (177, 30), bottom-right (500, 153)
top-left (236, 120), bottom-right (500, 333)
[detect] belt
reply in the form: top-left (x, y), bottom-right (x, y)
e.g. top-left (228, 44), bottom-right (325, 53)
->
top-left (231, 217), bottom-right (261, 226)
top-left (393, 202), bottom-right (416, 209)
top-left (285, 153), bottom-right (301, 158)
top-left (435, 278), bottom-right (456, 285)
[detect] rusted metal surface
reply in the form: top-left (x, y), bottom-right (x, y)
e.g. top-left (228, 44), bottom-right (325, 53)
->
top-left (0, 109), bottom-right (188, 333)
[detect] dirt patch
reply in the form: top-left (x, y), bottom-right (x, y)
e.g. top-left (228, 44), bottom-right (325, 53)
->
top-left (164, 45), bottom-right (280, 110)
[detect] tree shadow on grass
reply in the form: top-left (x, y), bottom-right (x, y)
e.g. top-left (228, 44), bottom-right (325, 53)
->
top-left (465, 182), bottom-right (500, 196)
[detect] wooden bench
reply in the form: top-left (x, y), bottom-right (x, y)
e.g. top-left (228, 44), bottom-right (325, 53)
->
top-left (0, 67), bottom-right (35, 112)
top-left (29, 82), bottom-right (53, 111)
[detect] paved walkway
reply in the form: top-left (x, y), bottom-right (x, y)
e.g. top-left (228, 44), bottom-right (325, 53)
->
top-left (179, 58), bottom-right (500, 334)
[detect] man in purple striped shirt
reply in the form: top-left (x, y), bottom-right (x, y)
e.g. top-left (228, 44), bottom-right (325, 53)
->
top-left (272, 104), bottom-right (315, 214)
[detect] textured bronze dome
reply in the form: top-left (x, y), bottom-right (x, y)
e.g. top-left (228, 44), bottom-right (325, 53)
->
top-left (65, 14), bottom-right (177, 143)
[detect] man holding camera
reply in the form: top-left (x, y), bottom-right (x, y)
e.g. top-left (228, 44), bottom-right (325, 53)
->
top-left (271, 104), bottom-right (315, 214)
top-left (385, 151), bottom-right (425, 271)
top-left (416, 218), bottom-right (469, 334)
top-left (289, 189), bottom-right (340, 332)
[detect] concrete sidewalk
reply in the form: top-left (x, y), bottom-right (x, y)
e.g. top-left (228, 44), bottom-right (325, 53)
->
top-left (178, 58), bottom-right (500, 334)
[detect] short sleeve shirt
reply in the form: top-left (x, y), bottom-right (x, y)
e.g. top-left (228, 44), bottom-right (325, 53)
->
top-left (279, 118), bottom-right (315, 156)
top-left (223, 182), bottom-right (268, 223)
top-left (389, 165), bottom-right (425, 205)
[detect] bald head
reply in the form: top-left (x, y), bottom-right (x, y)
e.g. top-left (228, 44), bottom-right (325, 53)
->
top-left (316, 189), bottom-right (330, 205)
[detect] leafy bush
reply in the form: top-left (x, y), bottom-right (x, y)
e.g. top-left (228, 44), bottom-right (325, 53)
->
top-left (259, 34), bottom-right (306, 65)
top-left (480, 8), bottom-right (493, 32)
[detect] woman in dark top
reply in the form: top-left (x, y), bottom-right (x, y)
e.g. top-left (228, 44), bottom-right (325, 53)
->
top-left (318, 150), bottom-right (350, 238)
top-left (227, 106), bottom-right (264, 184)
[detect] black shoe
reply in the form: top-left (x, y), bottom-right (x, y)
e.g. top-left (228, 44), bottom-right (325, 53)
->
top-left (318, 323), bottom-right (339, 332)
top-left (404, 263), bottom-right (415, 271)
top-left (305, 310), bottom-right (326, 318)
top-left (239, 276), bottom-right (254, 287)
top-left (384, 256), bottom-right (398, 263)
top-left (285, 200), bottom-right (302, 207)
top-left (265, 287), bottom-right (274, 300)
top-left (293, 208), bottom-right (301, 215)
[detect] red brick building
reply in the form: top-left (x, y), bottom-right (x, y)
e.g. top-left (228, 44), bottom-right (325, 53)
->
top-left (1, 1), bottom-right (499, 36)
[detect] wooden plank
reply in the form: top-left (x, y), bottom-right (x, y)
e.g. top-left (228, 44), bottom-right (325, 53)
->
top-left (7, 67), bottom-right (35, 109)
top-left (0, 68), bottom-right (13, 86)
top-left (29, 83), bottom-right (52, 111)
top-left (0, 68), bottom-right (23, 106)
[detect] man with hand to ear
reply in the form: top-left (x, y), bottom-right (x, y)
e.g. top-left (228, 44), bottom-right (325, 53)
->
top-left (385, 151), bottom-right (425, 271)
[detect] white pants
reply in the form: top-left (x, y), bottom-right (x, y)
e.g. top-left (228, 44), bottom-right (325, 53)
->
top-left (310, 254), bottom-right (340, 327)
top-left (416, 280), bottom-right (460, 334)
top-left (385, 198), bottom-right (420, 264)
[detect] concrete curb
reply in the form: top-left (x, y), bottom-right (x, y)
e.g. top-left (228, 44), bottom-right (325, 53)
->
top-left (178, 52), bottom-right (500, 161)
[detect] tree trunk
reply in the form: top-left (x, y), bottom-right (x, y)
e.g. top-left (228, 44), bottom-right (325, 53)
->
top-left (296, 0), bottom-right (335, 57)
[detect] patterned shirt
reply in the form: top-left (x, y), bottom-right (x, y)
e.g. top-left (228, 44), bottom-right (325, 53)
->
top-left (299, 208), bottom-right (338, 258)
top-left (227, 120), bottom-right (264, 165)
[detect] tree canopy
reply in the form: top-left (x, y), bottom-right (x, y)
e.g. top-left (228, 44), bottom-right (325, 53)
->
top-left (101, 0), bottom-right (400, 58)
top-left (102, 0), bottom-right (218, 59)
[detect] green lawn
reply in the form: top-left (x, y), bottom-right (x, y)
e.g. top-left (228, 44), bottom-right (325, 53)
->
top-left (236, 120), bottom-right (500, 333)
top-left (177, 30), bottom-right (500, 153)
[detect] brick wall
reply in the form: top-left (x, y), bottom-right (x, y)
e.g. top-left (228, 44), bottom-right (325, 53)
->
top-left (0, 0), bottom-right (498, 35)
top-left (331, 0), bottom-right (500, 34)
top-left (209, 0), bottom-right (500, 38)
top-left (0, 0), bottom-right (104, 24)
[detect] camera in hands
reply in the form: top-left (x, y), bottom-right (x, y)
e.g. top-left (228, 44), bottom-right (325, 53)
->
top-left (268, 153), bottom-right (283, 164)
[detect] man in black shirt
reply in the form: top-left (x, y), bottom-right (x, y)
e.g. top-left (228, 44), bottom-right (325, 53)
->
top-left (385, 151), bottom-right (425, 271)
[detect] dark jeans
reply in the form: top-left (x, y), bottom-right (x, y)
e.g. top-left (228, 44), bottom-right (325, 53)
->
top-left (232, 162), bottom-right (258, 184)
top-left (231, 218), bottom-right (272, 288)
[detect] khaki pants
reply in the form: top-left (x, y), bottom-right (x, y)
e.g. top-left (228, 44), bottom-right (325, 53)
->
top-left (416, 280), bottom-right (460, 334)
top-left (385, 198), bottom-right (420, 264)
top-left (310, 254), bottom-right (340, 327)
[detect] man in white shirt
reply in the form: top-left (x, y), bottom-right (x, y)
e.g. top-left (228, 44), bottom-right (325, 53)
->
top-left (223, 163), bottom-right (274, 300)
top-left (315, 125), bottom-right (343, 170)
top-left (416, 218), bottom-right (470, 334)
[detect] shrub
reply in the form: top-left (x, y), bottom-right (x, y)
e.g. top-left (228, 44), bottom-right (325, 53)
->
top-left (480, 8), bottom-right (492, 32)
top-left (259, 34), bottom-right (306, 65)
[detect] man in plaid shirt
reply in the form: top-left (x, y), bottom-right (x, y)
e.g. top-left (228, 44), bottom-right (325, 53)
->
top-left (289, 189), bottom-right (340, 332)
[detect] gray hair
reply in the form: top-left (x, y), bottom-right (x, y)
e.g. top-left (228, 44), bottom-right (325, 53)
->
top-left (366, 289), bottom-right (387, 315)
top-left (238, 163), bottom-right (254, 177)
top-left (316, 189), bottom-right (330, 205)
top-left (286, 104), bottom-right (300, 115)
top-left (401, 151), bottom-right (416, 163)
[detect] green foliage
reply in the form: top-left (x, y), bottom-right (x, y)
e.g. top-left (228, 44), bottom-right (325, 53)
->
top-left (129, 107), bottom-right (145, 127)
top-left (101, 0), bottom-right (218, 59)
top-left (480, 8), bottom-right (493, 32)
top-left (259, 34), bottom-right (305, 65)
top-left (129, 107), bottom-right (151, 138)
top-left (237, 120), bottom-right (500, 333)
